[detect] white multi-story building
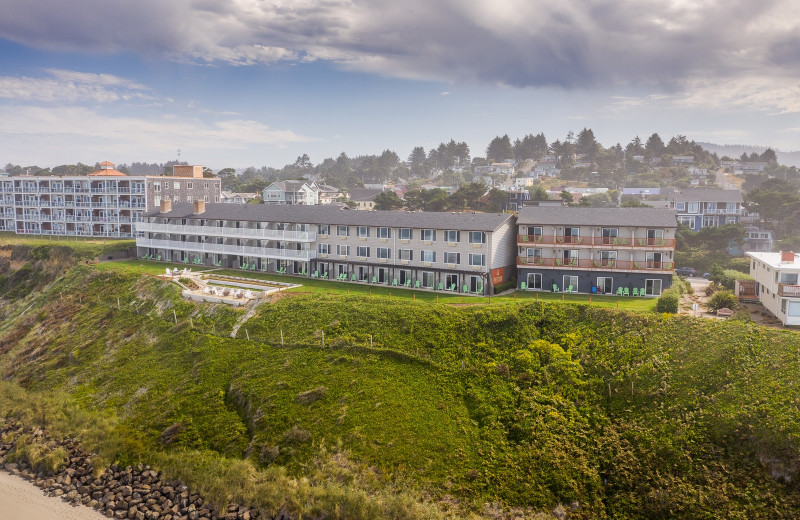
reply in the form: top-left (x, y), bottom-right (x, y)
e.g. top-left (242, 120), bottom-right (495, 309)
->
top-left (746, 251), bottom-right (800, 326)
top-left (262, 181), bottom-right (319, 205)
top-left (0, 162), bottom-right (220, 238)
top-left (136, 202), bottom-right (517, 294)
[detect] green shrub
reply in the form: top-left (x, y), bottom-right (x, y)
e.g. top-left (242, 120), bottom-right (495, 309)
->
top-left (656, 289), bottom-right (680, 313)
top-left (494, 278), bottom-right (516, 294)
top-left (713, 269), bottom-right (752, 290)
top-left (707, 290), bottom-right (737, 312)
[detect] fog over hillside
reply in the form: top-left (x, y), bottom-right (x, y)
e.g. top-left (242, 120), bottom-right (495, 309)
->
top-left (699, 142), bottom-right (800, 167)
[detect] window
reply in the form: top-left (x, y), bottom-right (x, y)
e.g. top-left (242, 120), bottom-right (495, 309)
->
top-left (337, 245), bottom-right (350, 256)
top-left (422, 271), bottom-right (435, 288)
top-left (702, 215), bottom-right (719, 227)
top-left (421, 229), bottom-right (435, 241)
top-left (687, 202), bottom-right (699, 213)
top-left (377, 267), bottom-right (389, 283)
top-left (377, 227), bottom-right (391, 239)
top-left (357, 265), bottom-right (370, 281)
top-left (782, 298), bottom-right (787, 314)
top-left (318, 243), bottom-right (330, 254)
top-left (399, 269), bottom-right (411, 285)
top-left (204, 195), bottom-right (209, 202)
top-left (563, 275), bottom-right (578, 292)
top-left (562, 249), bottom-right (578, 266)
top-left (445, 230), bottom-right (460, 243)
top-left (318, 224), bottom-right (329, 235)
top-left (421, 250), bottom-right (436, 263)
top-left (445, 273), bottom-right (459, 290)
top-left (153, 196), bottom-right (161, 206)
top-left (187, 182), bottom-right (193, 189)
top-left (399, 228), bottom-right (412, 240)
top-left (469, 231), bottom-right (486, 244)
top-left (600, 251), bottom-right (617, 267)
top-left (526, 273), bottom-right (542, 290)
top-left (601, 228), bottom-right (618, 244)
top-left (468, 253), bottom-right (485, 267)
top-left (398, 249), bottom-right (412, 261)
top-left (678, 216), bottom-right (695, 228)
top-left (597, 277), bottom-right (613, 294)
top-left (357, 246), bottom-right (370, 258)
top-left (676, 202), bottom-right (685, 210)
top-left (215, 196), bottom-right (219, 202)
top-left (357, 226), bottom-right (369, 237)
top-left (646, 252), bottom-right (663, 269)
top-left (187, 196), bottom-right (193, 203)
top-left (173, 182), bottom-right (180, 189)
top-left (173, 195), bottom-right (180, 202)
top-left (204, 182), bottom-right (209, 189)
top-left (647, 229), bottom-right (665, 245)
top-left (780, 273), bottom-right (798, 284)
top-left (337, 225), bottom-right (349, 236)
top-left (444, 252), bottom-right (460, 265)
top-left (377, 247), bottom-right (391, 259)
top-left (337, 264), bottom-right (348, 277)
top-left (527, 226), bottom-right (542, 236)
top-left (645, 279), bottom-right (663, 296)
top-left (154, 182), bottom-right (161, 192)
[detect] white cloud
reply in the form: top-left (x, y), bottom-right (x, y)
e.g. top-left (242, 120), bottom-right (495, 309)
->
top-left (0, 69), bottom-right (150, 103)
top-left (0, 105), bottom-right (312, 165)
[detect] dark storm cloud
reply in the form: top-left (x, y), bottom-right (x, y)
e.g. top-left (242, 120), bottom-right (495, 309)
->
top-left (0, 0), bottom-right (795, 87)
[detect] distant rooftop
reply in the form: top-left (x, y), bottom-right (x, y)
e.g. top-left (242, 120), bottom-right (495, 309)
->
top-left (518, 206), bottom-right (677, 227)
top-left (745, 251), bottom-right (800, 270)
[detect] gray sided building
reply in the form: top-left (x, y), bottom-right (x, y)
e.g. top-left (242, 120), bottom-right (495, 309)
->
top-left (0, 163), bottom-right (221, 238)
top-left (136, 202), bottom-right (517, 295)
top-left (516, 207), bottom-right (677, 296)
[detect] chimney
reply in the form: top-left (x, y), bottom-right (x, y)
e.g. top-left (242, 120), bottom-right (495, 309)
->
top-left (193, 199), bottom-right (206, 214)
top-left (781, 251), bottom-right (795, 263)
top-left (160, 199), bottom-right (172, 213)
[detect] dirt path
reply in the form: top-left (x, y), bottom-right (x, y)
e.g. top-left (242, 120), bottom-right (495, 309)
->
top-left (679, 276), bottom-right (713, 317)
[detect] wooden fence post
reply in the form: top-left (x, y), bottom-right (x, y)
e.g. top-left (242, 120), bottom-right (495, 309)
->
top-left (281, 330), bottom-right (284, 346)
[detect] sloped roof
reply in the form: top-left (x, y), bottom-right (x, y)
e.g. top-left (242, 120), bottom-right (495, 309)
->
top-left (518, 207), bottom-right (677, 227)
top-left (87, 169), bottom-right (127, 176)
top-left (667, 189), bottom-right (743, 203)
top-left (146, 203), bottom-right (513, 231)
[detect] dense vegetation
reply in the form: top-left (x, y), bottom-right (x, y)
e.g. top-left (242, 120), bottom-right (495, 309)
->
top-left (2, 245), bottom-right (800, 519)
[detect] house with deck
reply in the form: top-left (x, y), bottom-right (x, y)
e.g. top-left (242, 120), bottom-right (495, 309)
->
top-left (746, 251), bottom-right (800, 326)
top-left (136, 201), bottom-right (517, 295)
top-left (516, 207), bottom-right (677, 296)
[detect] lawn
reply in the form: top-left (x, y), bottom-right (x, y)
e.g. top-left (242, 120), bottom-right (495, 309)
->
top-left (0, 231), bottom-right (135, 258)
top-left (97, 259), bottom-right (657, 311)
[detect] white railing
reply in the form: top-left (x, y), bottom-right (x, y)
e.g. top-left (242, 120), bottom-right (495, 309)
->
top-left (137, 238), bottom-right (317, 261)
top-left (137, 222), bottom-right (316, 242)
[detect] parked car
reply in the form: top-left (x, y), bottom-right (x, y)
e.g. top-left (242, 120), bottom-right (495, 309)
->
top-left (675, 267), bottom-right (697, 277)
top-left (703, 272), bottom-right (711, 279)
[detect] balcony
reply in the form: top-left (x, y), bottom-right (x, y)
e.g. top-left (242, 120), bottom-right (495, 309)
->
top-left (517, 256), bottom-right (674, 272)
top-left (136, 238), bottom-right (317, 261)
top-left (517, 235), bottom-right (675, 248)
top-left (136, 222), bottom-right (316, 242)
top-left (778, 284), bottom-right (800, 297)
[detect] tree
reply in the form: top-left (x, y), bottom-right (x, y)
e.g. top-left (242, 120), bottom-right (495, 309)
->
top-left (486, 188), bottom-right (508, 213)
top-left (403, 189), bottom-right (425, 210)
top-left (527, 185), bottom-right (549, 200)
top-left (216, 168), bottom-right (238, 190)
top-left (560, 190), bottom-right (573, 204)
top-left (645, 133), bottom-right (666, 158)
top-left (761, 148), bottom-right (778, 163)
top-left (408, 147), bottom-right (427, 177)
top-left (486, 135), bottom-right (513, 163)
top-left (576, 128), bottom-right (598, 160)
top-left (374, 191), bottom-right (404, 210)
top-left (202, 167), bottom-right (214, 178)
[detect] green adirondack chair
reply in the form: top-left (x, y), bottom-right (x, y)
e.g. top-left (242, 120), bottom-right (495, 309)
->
top-left (351, 274), bottom-right (357, 281)
top-left (449, 283), bottom-right (456, 291)
top-left (414, 280), bottom-right (421, 288)
top-left (392, 278), bottom-right (398, 286)
top-left (311, 270), bottom-right (318, 278)
top-left (552, 284), bottom-right (559, 292)
top-left (462, 284), bottom-right (469, 293)
top-left (632, 287), bottom-right (639, 297)
top-left (566, 284), bottom-right (573, 293)
top-left (640, 287), bottom-right (646, 296)
top-left (371, 276), bottom-right (377, 283)
top-left (404, 279), bottom-right (411, 287)
top-left (216, 260), bottom-right (222, 267)
top-left (321, 271), bottom-right (327, 278)
top-left (520, 282), bottom-right (527, 290)
top-left (437, 282), bottom-right (444, 290)
top-left (616, 287), bottom-right (624, 296)
top-left (623, 287), bottom-right (630, 296)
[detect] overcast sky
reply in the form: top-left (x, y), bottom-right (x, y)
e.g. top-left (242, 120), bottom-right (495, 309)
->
top-left (0, 0), bottom-right (798, 169)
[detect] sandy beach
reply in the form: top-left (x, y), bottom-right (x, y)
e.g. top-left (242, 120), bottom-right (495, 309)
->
top-left (0, 471), bottom-right (106, 520)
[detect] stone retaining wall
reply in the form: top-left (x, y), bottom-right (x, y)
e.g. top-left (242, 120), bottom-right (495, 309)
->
top-left (0, 419), bottom-right (282, 520)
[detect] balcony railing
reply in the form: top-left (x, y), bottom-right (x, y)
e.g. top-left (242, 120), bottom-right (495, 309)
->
top-left (137, 222), bottom-right (316, 242)
top-left (778, 284), bottom-right (800, 297)
top-left (517, 256), bottom-right (674, 272)
top-left (517, 235), bottom-right (675, 248)
top-left (137, 238), bottom-right (316, 261)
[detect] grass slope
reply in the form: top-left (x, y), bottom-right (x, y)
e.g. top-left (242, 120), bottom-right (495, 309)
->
top-left (1, 255), bottom-right (800, 518)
